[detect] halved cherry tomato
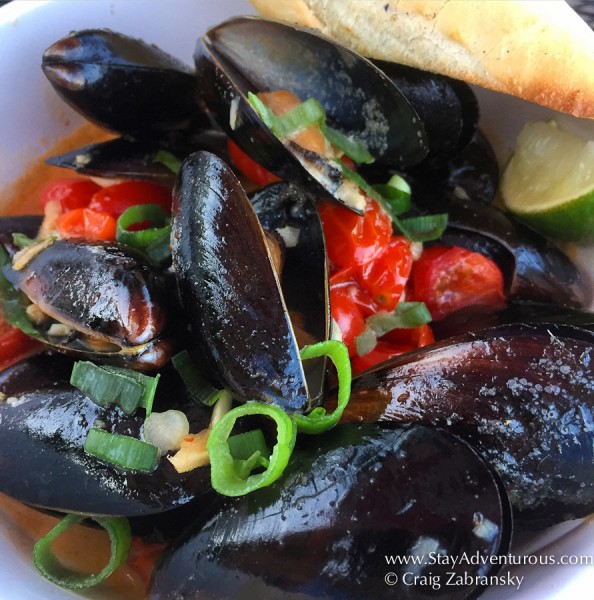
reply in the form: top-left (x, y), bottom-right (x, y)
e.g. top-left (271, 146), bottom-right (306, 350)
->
top-left (355, 237), bottom-right (412, 311)
top-left (55, 208), bottom-right (117, 242)
top-left (0, 317), bottom-right (42, 371)
top-left (351, 341), bottom-right (414, 374)
top-left (410, 245), bottom-right (505, 321)
top-left (382, 323), bottom-right (435, 348)
top-left (40, 179), bottom-right (101, 212)
top-left (330, 267), bottom-right (378, 317)
top-left (88, 181), bottom-right (171, 219)
top-left (318, 199), bottom-right (392, 268)
top-left (227, 139), bottom-right (281, 187)
top-left (329, 287), bottom-right (367, 357)
top-left (127, 537), bottom-right (166, 590)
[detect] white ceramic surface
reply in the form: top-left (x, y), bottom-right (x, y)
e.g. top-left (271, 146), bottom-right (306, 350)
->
top-left (0, 1), bottom-right (592, 599)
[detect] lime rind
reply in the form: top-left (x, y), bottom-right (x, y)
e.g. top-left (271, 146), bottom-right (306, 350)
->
top-left (502, 120), bottom-right (594, 211)
top-left (502, 120), bottom-right (594, 242)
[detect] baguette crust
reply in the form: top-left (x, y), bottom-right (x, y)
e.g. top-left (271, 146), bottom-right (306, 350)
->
top-left (249, 0), bottom-right (594, 118)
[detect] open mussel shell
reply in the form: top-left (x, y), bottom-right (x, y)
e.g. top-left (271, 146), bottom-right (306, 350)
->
top-left (150, 424), bottom-right (511, 600)
top-left (45, 129), bottom-right (230, 184)
top-left (0, 356), bottom-right (212, 516)
top-left (412, 191), bottom-right (587, 308)
top-left (45, 138), bottom-right (178, 186)
top-left (195, 17), bottom-right (427, 209)
top-left (336, 305), bottom-right (594, 526)
top-left (171, 151), bottom-right (310, 412)
top-left (2, 239), bottom-right (172, 370)
top-left (250, 182), bottom-right (330, 404)
top-left (42, 29), bottom-right (202, 137)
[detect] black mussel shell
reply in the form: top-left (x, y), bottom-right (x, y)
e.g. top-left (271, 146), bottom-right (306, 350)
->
top-left (42, 29), bottom-right (202, 137)
top-left (195, 17), bottom-right (427, 210)
top-left (45, 138), bottom-right (178, 186)
top-left (171, 151), bottom-right (309, 412)
top-left (2, 239), bottom-right (172, 370)
top-left (250, 182), bottom-right (330, 404)
top-left (373, 59), bottom-right (479, 163)
top-left (150, 424), bottom-right (511, 600)
top-left (336, 307), bottom-right (594, 526)
top-left (0, 359), bottom-right (212, 516)
top-left (45, 129), bottom-right (229, 184)
top-left (412, 191), bottom-right (587, 309)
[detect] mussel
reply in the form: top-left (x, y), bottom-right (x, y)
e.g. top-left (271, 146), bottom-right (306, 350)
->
top-left (334, 304), bottom-right (594, 526)
top-left (150, 424), bottom-right (511, 600)
top-left (42, 29), bottom-right (203, 138)
top-left (171, 151), bottom-right (326, 412)
top-left (0, 355), bottom-right (212, 516)
top-left (410, 191), bottom-right (588, 309)
top-left (0, 239), bottom-right (172, 370)
top-left (195, 16), bottom-right (428, 212)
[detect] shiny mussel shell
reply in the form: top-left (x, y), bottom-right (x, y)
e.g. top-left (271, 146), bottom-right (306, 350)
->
top-left (150, 424), bottom-right (511, 600)
top-left (171, 151), bottom-right (309, 412)
top-left (250, 182), bottom-right (330, 404)
top-left (0, 356), bottom-right (212, 516)
top-left (42, 29), bottom-right (199, 137)
top-left (336, 306), bottom-right (594, 526)
top-left (2, 239), bottom-right (171, 370)
top-left (195, 17), bottom-right (427, 207)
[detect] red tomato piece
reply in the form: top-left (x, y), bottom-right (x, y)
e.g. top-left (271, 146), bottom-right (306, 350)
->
top-left (227, 139), bottom-right (281, 187)
top-left (0, 318), bottom-right (42, 372)
top-left (355, 237), bottom-right (412, 311)
top-left (381, 323), bottom-right (435, 348)
top-left (329, 286), bottom-right (367, 357)
top-left (318, 199), bottom-right (392, 268)
top-left (411, 245), bottom-right (505, 321)
top-left (329, 267), bottom-right (378, 317)
top-left (55, 208), bottom-right (117, 242)
top-left (88, 181), bottom-right (171, 219)
top-left (40, 179), bottom-right (101, 212)
top-left (351, 341), bottom-right (414, 374)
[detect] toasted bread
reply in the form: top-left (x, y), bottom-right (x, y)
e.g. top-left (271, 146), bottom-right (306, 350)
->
top-left (249, 0), bottom-right (594, 118)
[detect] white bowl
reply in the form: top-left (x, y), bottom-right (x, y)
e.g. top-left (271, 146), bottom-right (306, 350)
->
top-left (0, 1), bottom-right (593, 599)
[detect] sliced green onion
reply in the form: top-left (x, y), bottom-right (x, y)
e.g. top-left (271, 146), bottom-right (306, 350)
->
top-left (207, 402), bottom-right (295, 497)
top-left (321, 125), bottom-right (375, 164)
top-left (228, 429), bottom-right (270, 461)
top-left (70, 361), bottom-right (159, 416)
top-left (33, 514), bottom-right (131, 590)
top-left (172, 350), bottom-right (221, 406)
top-left (116, 204), bottom-right (171, 265)
top-left (0, 245), bottom-right (40, 337)
top-left (339, 162), bottom-right (385, 203)
top-left (396, 214), bottom-right (448, 242)
top-left (355, 326), bottom-right (378, 357)
top-left (84, 427), bottom-right (159, 472)
top-left (12, 232), bottom-right (37, 249)
top-left (228, 429), bottom-right (271, 480)
top-left (373, 174), bottom-right (412, 217)
top-left (292, 340), bottom-right (352, 434)
top-left (366, 302), bottom-right (432, 337)
top-left (248, 92), bottom-right (374, 165)
top-left (153, 150), bottom-right (182, 174)
top-left (100, 365), bottom-right (160, 416)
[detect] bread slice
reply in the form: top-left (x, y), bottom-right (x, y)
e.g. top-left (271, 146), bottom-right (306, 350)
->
top-left (249, 0), bottom-right (594, 119)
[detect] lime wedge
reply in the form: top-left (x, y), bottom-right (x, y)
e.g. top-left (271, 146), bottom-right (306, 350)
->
top-left (501, 120), bottom-right (594, 242)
